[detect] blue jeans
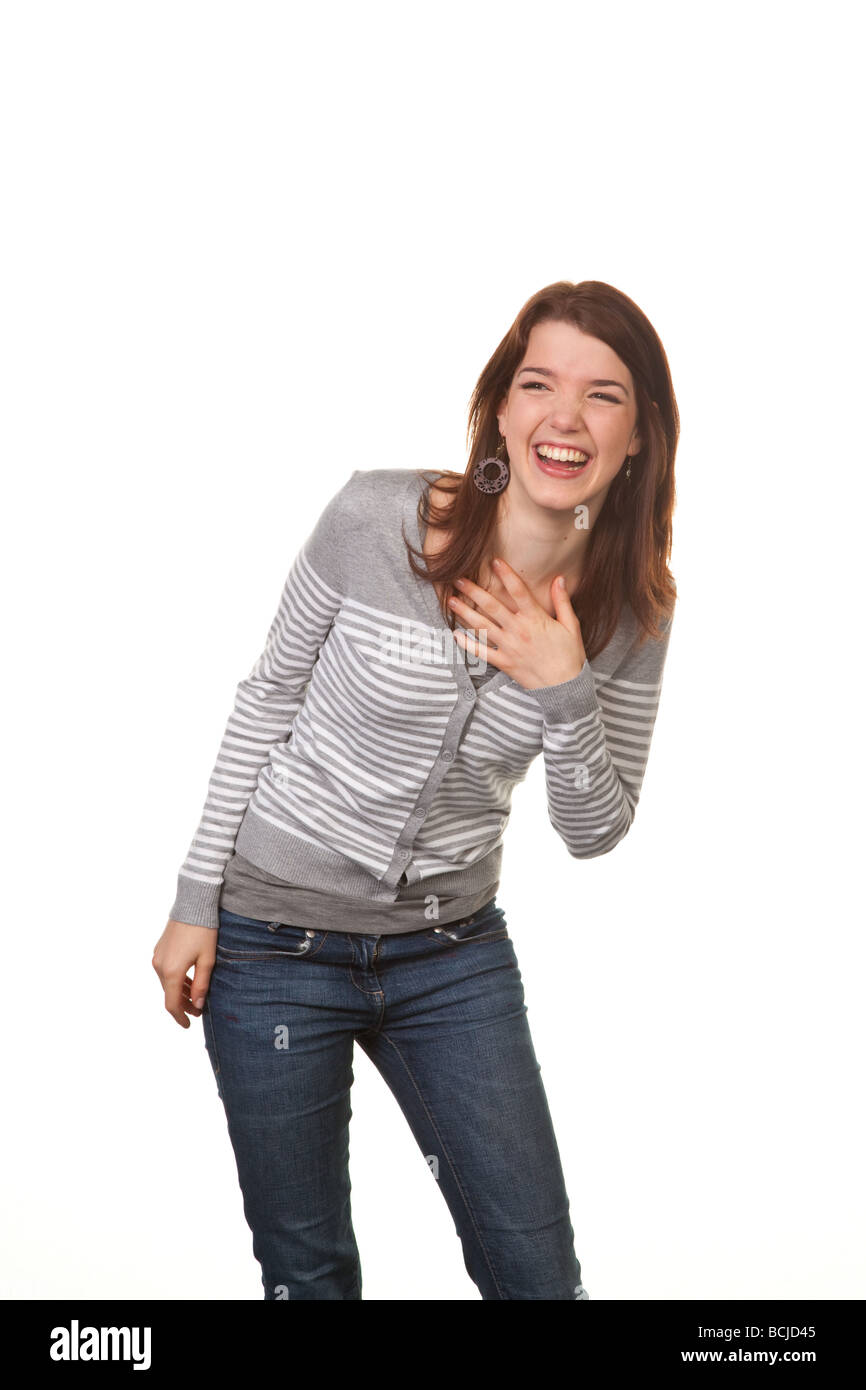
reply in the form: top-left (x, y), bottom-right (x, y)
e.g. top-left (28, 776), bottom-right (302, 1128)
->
top-left (202, 896), bottom-right (589, 1300)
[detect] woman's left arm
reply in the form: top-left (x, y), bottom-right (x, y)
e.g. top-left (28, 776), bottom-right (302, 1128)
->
top-left (448, 558), bottom-right (674, 858)
top-left (528, 617), bottom-right (673, 857)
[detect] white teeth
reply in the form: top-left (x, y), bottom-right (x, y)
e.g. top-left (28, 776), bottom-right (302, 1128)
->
top-left (536, 445), bottom-right (589, 464)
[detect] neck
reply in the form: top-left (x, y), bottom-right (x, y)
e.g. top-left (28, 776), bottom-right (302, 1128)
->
top-left (486, 487), bottom-right (594, 608)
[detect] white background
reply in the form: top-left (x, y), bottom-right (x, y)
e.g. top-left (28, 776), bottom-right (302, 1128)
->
top-left (2, 0), bottom-right (863, 1300)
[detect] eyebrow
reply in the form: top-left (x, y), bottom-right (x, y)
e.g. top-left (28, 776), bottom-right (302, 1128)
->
top-left (517, 366), bottom-right (630, 396)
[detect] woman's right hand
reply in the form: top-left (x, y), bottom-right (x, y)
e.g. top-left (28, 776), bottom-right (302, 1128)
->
top-left (152, 919), bottom-right (218, 1029)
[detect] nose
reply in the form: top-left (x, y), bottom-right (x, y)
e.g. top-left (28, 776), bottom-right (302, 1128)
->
top-left (548, 397), bottom-right (585, 430)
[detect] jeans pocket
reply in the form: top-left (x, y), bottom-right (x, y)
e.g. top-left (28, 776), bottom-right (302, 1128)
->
top-left (426, 898), bottom-right (509, 946)
top-left (216, 908), bottom-right (326, 960)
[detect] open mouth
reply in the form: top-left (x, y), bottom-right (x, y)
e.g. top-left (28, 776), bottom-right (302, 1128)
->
top-left (532, 444), bottom-right (592, 478)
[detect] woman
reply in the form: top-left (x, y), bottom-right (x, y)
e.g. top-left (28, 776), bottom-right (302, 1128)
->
top-left (153, 279), bottom-right (678, 1300)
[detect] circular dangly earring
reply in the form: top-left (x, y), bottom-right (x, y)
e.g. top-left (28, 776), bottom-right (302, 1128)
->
top-left (625, 454), bottom-right (632, 480)
top-left (472, 434), bottom-right (510, 495)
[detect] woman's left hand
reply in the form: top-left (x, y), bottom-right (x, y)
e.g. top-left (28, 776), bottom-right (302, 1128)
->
top-left (448, 557), bottom-right (587, 691)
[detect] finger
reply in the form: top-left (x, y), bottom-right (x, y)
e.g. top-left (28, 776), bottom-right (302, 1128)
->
top-left (483, 570), bottom-right (521, 614)
top-left (452, 626), bottom-right (505, 669)
top-left (191, 959), bottom-right (213, 1012)
top-left (455, 619), bottom-right (503, 654)
top-left (163, 978), bottom-right (192, 1028)
top-left (452, 575), bottom-right (515, 628)
top-left (178, 976), bottom-right (206, 1010)
top-left (448, 593), bottom-right (505, 637)
top-left (551, 575), bottom-right (582, 632)
top-left (179, 979), bottom-right (202, 1011)
top-left (489, 557), bottom-right (541, 612)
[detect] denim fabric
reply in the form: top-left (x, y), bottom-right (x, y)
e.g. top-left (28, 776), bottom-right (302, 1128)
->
top-left (202, 896), bottom-right (590, 1301)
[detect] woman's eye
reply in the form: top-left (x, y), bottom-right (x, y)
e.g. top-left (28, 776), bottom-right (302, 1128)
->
top-left (520, 383), bottom-right (621, 404)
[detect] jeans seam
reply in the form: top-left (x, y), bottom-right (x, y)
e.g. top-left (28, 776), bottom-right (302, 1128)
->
top-left (202, 997), bottom-right (224, 1099)
top-left (373, 1029), bottom-right (506, 1300)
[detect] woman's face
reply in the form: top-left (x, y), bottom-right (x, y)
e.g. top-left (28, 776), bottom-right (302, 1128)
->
top-left (497, 318), bottom-right (642, 517)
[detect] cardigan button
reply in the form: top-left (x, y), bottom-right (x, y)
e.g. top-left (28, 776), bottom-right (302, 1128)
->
top-left (441, 749), bottom-right (454, 762)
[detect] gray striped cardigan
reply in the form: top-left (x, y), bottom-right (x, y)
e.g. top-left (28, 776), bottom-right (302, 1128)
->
top-left (169, 468), bottom-right (674, 930)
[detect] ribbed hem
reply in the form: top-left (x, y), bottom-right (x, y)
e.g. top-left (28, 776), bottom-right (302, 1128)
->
top-left (168, 873), bottom-right (222, 931)
top-left (235, 804), bottom-right (505, 900)
top-left (529, 659), bottom-right (599, 724)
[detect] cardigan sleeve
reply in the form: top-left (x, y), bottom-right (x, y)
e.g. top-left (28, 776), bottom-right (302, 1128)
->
top-left (167, 473), bottom-right (357, 929)
top-left (529, 608), bottom-right (674, 858)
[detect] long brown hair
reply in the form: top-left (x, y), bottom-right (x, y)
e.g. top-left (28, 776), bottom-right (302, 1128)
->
top-left (403, 279), bottom-right (678, 661)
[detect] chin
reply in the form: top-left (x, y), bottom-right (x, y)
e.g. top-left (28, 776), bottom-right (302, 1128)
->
top-left (519, 468), bottom-right (593, 506)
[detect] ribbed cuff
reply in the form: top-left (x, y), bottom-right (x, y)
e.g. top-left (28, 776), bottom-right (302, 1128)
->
top-left (168, 873), bottom-right (222, 931)
top-left (529, 659), bottom-right (599, 724)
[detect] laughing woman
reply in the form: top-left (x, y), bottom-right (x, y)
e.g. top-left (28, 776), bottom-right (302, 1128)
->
top-left (153, 279), bottom-right (678, 1301)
